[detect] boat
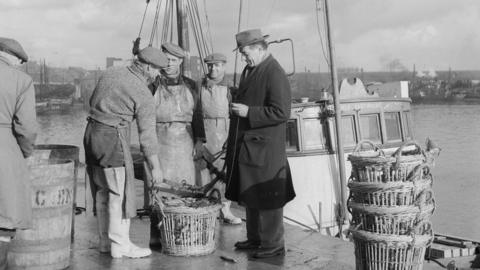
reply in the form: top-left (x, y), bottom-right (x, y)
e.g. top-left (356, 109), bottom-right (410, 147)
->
top-left (128, 0), bottom-right (474, 265)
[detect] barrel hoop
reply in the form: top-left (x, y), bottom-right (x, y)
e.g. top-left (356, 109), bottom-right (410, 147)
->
top-left (32, 206), bottom-right (72, 218)
top-left (9, 238), bottom-right (70, 252)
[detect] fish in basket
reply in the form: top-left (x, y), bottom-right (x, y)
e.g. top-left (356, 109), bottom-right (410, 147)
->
top-left (150, 182), bottom-right (222, 256)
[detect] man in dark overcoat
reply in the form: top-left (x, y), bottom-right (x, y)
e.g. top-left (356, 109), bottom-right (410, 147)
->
top-left (225, 29), bottom-right (295, 258)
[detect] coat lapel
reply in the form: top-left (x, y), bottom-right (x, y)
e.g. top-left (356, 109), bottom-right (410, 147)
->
top-left (235, 55), bottom-right (274, 101)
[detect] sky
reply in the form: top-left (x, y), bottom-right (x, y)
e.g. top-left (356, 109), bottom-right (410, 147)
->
top-left (1, 0), bottom-right (479, 72)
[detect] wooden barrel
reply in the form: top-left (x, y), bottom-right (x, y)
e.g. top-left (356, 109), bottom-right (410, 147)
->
top-left (30, 144), bottom-right (80, 241)
top-left (8, 159), bottom-right (75, 270)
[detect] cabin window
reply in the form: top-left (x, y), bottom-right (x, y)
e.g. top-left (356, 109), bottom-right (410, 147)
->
top-left (340, 115), bottom-right (357, 147)
top-left (402, 111), bottom-right (412, 139)
top-left (385, 112), bottom-right (402, 142)
top-left (286, 119), bottom-right (299, 151)
top-left (303, 117), bottom-right (327, 150)
top-left (359, 114), bottom-right (381, 143)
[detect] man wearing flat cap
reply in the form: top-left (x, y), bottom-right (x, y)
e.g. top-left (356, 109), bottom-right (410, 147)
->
top-left (145, 42), bottom-right (206, 249)
top-left (196, 53), bottom-right (242, 225)
top-left (84, 46), bottom-right (167, 259)
top-left (225, 29), bottom-right (295, 258)
top-left (0, 37), bottom-right (37, 270)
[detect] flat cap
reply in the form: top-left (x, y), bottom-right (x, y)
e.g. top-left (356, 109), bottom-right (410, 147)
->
top-left (161, 42), bottom-right (185, 58)
top-left (137, 46), bottom-right (168, 68)
top-left (0, 37), bottom-right (28, 63)
top-left (204, 53), bottom-right (227, 63)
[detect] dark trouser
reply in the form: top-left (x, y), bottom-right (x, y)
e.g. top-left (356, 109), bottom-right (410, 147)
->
top-left (0, 228), bottom-right (14, 270)
top-left (245, 207), bottom-right (284, 248)
top-left (0, 241), bottom-right (8, 270)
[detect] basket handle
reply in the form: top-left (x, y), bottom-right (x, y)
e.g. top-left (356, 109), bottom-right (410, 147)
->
top-left (393, 141), bottom-right (425, 165)
top-left (352, 140), bottom-right (384, 156)
top-left (207, 188), bottom-right (222, 204)
top-left (409, 220), bottom-right (434, 246)
top-left (415, 188), bottom-right (435, 210)
top-left (408, 163), bottom-right (431, 182)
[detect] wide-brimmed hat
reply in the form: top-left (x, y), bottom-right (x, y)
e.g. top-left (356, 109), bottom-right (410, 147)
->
top-left (233, 29), bottom-right (269, 51)
top-left (204, 53), bottom-right (227, 63)
top-left (0, 37), bottom-right (28, 63)
top-left (137, 46), bottom-right (168, 68)
top-left (161, 42), bottom-right (185, 58)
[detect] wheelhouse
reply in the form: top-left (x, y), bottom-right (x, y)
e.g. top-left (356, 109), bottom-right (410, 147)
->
top-left (283, 78), bottom-right (412, 234)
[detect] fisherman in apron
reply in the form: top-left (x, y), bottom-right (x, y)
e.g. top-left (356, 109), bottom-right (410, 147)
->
top-left (146, 42), bottom-right (206, 249)
top-left (84, 47), bottom-right (166, 259)
top-left (197, 53), bottom-right (242, 224)
top-left (0, 38), bottom-right (37, 270)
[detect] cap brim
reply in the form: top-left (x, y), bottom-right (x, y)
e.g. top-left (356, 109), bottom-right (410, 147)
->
top-left (233, 35), bottom-right (270, 51)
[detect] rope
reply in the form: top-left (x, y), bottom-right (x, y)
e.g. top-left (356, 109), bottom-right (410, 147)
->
top-left (233, 0), bottom-right (244, 86)
top-left (138, 0), bottom-right (151, 37)
top-left (161, 0), bottom-right (171, 44)
top-left (315, 0), bottom-right (330, 67)
top-left (149, 0), bottom-right (163, 46)
top-left (202, 0), bottom-right (214, 51)
top-left (264, 0), bottom-right (277, 26)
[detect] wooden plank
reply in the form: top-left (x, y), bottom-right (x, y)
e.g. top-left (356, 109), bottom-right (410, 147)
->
top-left (428, 243), bottom-right (452, 258)
top-left (435, 233), bottom-right (480, 246)
top-left (434, 238), bottom-right (468, 248)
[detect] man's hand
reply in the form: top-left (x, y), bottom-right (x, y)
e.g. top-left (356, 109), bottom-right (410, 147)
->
top-left (151, 167), bottom-right (163, 185)
top-left (231, 103), bottom-right (249, 118)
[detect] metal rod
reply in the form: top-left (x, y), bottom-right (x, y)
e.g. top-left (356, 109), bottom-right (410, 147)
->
top-left (324, 0), bottom-right (347, 234)
top-left (283, 216), bottom-right (318, 232)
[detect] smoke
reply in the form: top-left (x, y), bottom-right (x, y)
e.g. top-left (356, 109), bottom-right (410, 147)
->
top-left (380, 56), bottom-right (408, 72)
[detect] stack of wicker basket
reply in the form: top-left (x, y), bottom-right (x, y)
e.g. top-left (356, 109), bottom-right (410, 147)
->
top-left (348, 141), bottom-right (435, 270)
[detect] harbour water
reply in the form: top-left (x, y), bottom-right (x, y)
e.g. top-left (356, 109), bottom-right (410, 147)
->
top-left (36, 103), bottom-right (480, 241)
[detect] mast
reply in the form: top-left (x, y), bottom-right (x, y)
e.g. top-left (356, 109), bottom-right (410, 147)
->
top-left (324, 0), bottom-right (347, 234)
top-left (176, 0), bottom-right (191, 77)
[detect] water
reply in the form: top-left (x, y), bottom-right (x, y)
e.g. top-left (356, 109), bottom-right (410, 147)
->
top-left (412, 103), bottom-right (480, 240)
top-left (37, 104), bottom-right (480, 240)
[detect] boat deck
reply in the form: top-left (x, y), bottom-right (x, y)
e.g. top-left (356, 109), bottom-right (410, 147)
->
top-left (67, 175), bottom-right (479, 269)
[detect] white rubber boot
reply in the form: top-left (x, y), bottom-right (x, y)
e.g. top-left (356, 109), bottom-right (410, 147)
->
top-left (106, 167), bottom-right (151, 259)
top-left (220, 201), bottom-right (242, 225)
top-left (110, 219), bottom-right (152, 259)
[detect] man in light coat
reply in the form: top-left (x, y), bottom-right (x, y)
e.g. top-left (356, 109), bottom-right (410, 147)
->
top-left (225, 29), bottom-right (295, 258)
top-left (197, 53), bottom-right (241, 224)
top-left (0, 37), bottom-right (37, 270)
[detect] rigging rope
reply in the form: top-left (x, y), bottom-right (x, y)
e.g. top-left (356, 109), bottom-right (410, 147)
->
top-left (202, 0), bottom-right (214, 51)
top-left (233, 0), bottom-right (244, 86)
top-left (315, 0), bottom-right (330, 69)
top-left (138, 0), bottom-right (151, 37)
top-left (149, 0), bottom-right (163, 46)
top-left (264, 0), bottom-right (277, 27)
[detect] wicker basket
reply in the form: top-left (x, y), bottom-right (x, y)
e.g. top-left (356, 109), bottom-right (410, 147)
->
top-left (351, 228), bottom-right (433, 270)
top-left (349, 141), bottom-right (426, 183)
top-left (348, 175), bottom-right (432, 207)
top-left (159, 203), bottom-right (222, 256)
top-left (349, 202), bottom-right (420, 235)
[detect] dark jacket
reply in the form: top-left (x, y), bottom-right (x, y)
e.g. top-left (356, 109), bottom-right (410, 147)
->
top-left (225, 54), bottom-right (295, 209)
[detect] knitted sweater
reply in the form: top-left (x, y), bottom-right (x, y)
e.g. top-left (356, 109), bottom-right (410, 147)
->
top-left (89, 64), bottom-right (158, 157)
